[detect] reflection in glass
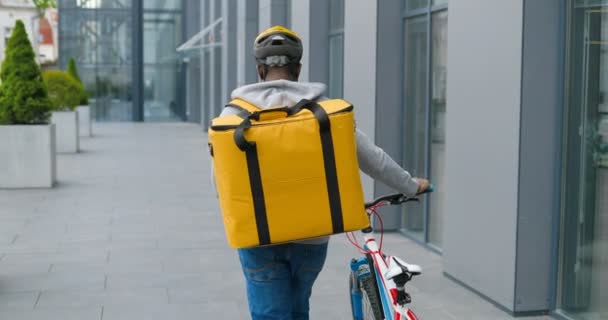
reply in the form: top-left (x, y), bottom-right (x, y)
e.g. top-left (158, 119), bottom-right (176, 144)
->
top-left (143, 12), bottom-right (183, 121)
top-left (402, 15), bottom-right (428, 241)
top-left (405, 0), bottom-right (428, 11)
top-left (68, 0), bottom-right (132, 8)
top-left (559, 1), bottom-right (608, 319)
top-left (144, 0), bottom-right (181, 9)
top-left (428, 10), bottom-right (447, 248)
top-left (432, 0), bottom-right (448, 7)
top-left (58, 0), bottom-right (134, 121)
top-left (329, 35), bottom-right (344, 98)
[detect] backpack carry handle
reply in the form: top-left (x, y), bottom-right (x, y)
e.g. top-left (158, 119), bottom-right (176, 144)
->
top-left (250, 106), bottom-right (290, 121)
top-left (288, 99), bottom-right (331, 132)
top-left (234, 99), bottom-right (331, 152)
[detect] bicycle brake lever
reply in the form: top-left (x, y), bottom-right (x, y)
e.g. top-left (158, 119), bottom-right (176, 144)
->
top-left (389, 196), bottom-right (419, 205)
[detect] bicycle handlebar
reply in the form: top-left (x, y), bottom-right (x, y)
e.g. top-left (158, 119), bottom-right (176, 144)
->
top-left (364, 185), bottom-right (435, 209)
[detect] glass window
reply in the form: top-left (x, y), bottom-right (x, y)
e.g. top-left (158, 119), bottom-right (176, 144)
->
top-left (402, 15), bottom-right (429, 241)
top-left (144, 0), bottom-right (181, 10)
top-left (330, 0), bottom-right (345, 31)
top-left (58, 0), bottom-right (186, 122)
top-left (143, 12), bottom-right (183, 121)
top-left (65, 0), bottom-right (132, 9)
top-left (432, 0), bottom-right (448, 7)
top-left (559, 1), bottom-right (608, 319)
top-left (329, 35), bottom-right (344, 98)
top-left (428, 10), bottom-right (448, 248)
top-left (59, 4), bottom-right (134, 121)
top-left (405, 0), bottom-right (428, 12)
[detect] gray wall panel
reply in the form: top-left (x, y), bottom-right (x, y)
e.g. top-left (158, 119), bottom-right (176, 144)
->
top-left (259, 0), bottom-right (272, 31)
top-left (373, 0), bottom-right (405, 229)
top-left (444, 0), bottom-right (524, 311)
top-left (259, 0), bottom-right (288, 31)
top-left (185, 0), bottom-right (201, 123)
top-left (308, 0), bottom-right (329, 84)
top-left (344, 0), bottom-right (377, 199)
top-left (515, 0), bottom-right (563, 312)
top-left (236, 0), bottom-right (259, 87)
top-left (290, 0), bottom-right (311, 82)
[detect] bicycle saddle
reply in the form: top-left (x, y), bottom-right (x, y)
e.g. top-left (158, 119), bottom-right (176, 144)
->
top-left (385, 256), bottom-right (422, 280)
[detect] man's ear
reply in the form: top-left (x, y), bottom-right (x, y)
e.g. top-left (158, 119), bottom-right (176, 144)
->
top-left (257, 65), bottom-right (266, 81)
top-left (296, 64), bottom-right (302, 80)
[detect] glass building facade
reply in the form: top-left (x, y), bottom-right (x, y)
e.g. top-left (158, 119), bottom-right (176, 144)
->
top-left (559, 0), bottom-right (608, 319)
top-left (58, 0), bottom-right (190, 122)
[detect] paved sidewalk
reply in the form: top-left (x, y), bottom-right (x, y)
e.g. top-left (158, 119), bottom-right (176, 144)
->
top-left (0, 123), bottom-right (551, 319)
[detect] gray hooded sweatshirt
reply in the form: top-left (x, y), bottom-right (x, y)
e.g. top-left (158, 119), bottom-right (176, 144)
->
top-left (220, 80), bottom-right (419, 244)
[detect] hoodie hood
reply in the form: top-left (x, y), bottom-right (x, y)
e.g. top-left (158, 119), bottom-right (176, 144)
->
top-left (230, 80), bottom-right (327, 109)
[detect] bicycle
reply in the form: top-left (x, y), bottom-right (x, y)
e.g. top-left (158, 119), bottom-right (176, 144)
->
top-left (348, 187), bottom-right (434, 320)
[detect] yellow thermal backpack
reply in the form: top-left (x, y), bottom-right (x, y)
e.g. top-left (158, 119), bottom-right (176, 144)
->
top-left (209, 98), bottom-right (368, 248)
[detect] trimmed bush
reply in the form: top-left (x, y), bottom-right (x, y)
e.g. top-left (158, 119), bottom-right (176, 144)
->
top-left (66, 58), bottom-right (81, 82)
top-left (66, 57), bottom-right (89, 105)
top-left (42, 70), bottom-right (82, 111)
top-left (0, 20), bottom-right (52, 124)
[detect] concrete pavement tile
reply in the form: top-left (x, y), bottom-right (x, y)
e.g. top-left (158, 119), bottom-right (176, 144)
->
top-left (0, 306), bottom-right (102, 320)
top-left (36, 288), bottom-right (168, 307)
top-left (0, 272), bottom-right (105, 293)
top-left (411, 307), bottom-right (458, 320)
top-left (102, 302), bottom-right (242, 320)
top-left (167, 285), bottom-right (247, 304)
top-left (0, 292), bottom-right (39, 309)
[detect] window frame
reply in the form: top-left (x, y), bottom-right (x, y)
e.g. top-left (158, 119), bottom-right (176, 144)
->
top-left (400, 0), bottom-right (447, 251)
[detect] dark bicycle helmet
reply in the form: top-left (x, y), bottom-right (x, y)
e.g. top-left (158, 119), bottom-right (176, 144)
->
top-left (254, 25), bottom-right (303, 66)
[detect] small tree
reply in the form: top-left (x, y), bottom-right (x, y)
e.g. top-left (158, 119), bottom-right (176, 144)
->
top-left (0, 20), bottom-right (52, 124)
top-left (66, 57), bottom-right (89, 105)
top-left (42, 70), bottom-right (82, 111)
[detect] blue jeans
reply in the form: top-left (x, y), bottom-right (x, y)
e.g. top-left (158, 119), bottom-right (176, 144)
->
top-left (238, 242), bottom-right (329, 320)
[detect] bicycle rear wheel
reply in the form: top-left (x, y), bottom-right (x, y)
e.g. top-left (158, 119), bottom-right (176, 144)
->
top-left (359, 256), bottom-right (384, 320)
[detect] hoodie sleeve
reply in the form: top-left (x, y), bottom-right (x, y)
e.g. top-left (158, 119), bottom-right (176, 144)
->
top-left (356, 129), bottom-right (419, 197)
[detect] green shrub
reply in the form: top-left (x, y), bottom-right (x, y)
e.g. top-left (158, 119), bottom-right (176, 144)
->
top-left (66, 57), bottom-right (89, 105)
top-left (42, 70), bottom-right (82, 111)
top-left (0, 20), bottom-right (52, 124)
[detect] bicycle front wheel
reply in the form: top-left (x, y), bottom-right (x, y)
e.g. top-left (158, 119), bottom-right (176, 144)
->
top-left (359, 256), bottom-right (384, 320)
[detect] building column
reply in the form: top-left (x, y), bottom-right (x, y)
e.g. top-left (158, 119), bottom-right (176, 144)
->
top-left (237, 0), bottom-right (259, 87)
top-left (372, 0), bottom-right (404, 229)
top-left (343, 0), bottom-right (377, 200)
top-left (132, 0), bottom-right (144, 121)
top-left (221, 0), bottom-right (238, 103)
top-left (444, 0), bottom-right (562, 314)
top-left (184, 0), bottom-right (201, 123)
top-left (200, 0), bottom-right (209, 129)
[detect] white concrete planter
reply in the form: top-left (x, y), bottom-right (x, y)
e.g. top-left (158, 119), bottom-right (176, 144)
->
top-left (0, 124), bottom-right (57, 188)
top-left (76, 105), bottom-right (92, 137)
top-left (51, 111), bottom-right (79, 153)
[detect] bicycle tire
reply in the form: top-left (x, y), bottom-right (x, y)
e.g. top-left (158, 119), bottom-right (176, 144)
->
top-left (359, 255), bottom-right (384, 320)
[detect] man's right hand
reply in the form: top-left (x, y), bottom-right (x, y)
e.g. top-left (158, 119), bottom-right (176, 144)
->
top-left (414, 178), bottom-right (431, 194)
